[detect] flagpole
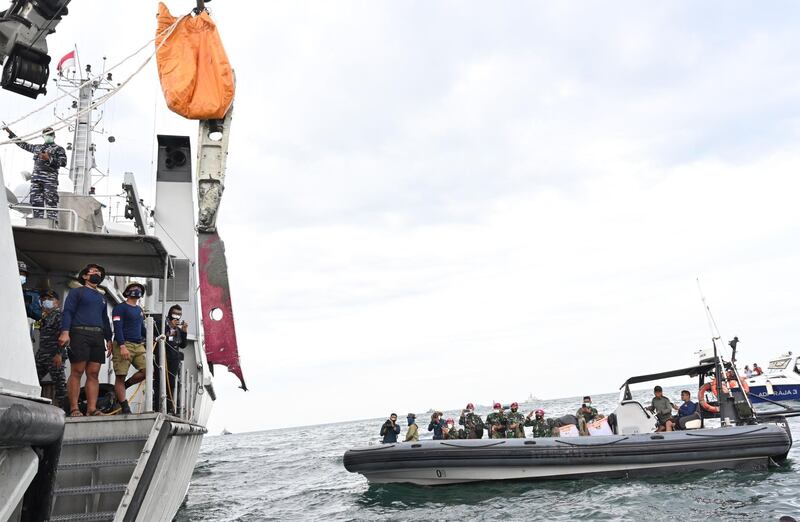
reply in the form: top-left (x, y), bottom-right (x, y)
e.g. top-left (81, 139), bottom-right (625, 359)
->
top-left (73, 44), bottom-right (82, 80)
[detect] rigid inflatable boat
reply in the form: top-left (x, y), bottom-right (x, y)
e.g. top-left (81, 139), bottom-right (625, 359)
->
top-left (343, 422), bottom-right (791, 485)
top-left (345, 339), bottom-right (798, 486)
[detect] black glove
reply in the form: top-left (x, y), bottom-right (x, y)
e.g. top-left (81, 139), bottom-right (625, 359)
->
top-left (4, 127), bottom-right (16, 139)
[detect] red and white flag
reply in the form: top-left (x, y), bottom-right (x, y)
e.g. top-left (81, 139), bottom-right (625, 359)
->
top-left (56, 50), bottom-right (76, 75)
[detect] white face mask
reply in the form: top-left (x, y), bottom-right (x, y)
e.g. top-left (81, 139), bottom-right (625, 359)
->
top-left (42, 300), bottom-right (55, 309)
top-left (20, 275), bottom-right (26, 285)
top-left (494, 408), bottom-right (501, 413)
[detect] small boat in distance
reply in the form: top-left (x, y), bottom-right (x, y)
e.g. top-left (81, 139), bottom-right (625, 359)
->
top-left (222, 428), bottom-right (232, 435)
top-left (747, 352), bottom-right (800, 403)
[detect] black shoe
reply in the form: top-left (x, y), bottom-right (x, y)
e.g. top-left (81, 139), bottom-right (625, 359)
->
top-left (120, 401), bottom-right (132, 414)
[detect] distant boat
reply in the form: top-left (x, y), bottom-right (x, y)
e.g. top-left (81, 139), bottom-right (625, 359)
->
top-left (221, 428), bottom-right (232, 435)
top-left (525, 393), bottom-right (539, 403)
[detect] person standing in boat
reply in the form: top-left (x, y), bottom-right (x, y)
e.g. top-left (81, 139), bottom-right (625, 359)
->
top-left (505, 402), bottom-right (526, 438)
top-left (753, 363), bottom-right (763, 376)
top-left (111, 283), bottom-right (148, 415)
top-left (5, 126), bottom-right (67, 220)
top-left (576, 399), bottom-right (605, 436)
top-left (444, 418), bottom-right (462, 439)
top-left (59, 264), bottom-right (113, 417)
top-left (459, 403), bottom-right (485, 439)
top-left (647, 385), bottom-right (678, 432)
top-left (526, 408), bottom-right (557, 438)
top-left (35, 290), bottom-right (67, 410)
top-left (153, 304), bottom-right (188, 413)
top-left (428, 411), bottom-right (446, 440)
top-left (380, 413), bottom-right (400, 443)
top-left (486, 403), bottom-right (507, 439)
top-left (404, 413), bottom-right (419, 442)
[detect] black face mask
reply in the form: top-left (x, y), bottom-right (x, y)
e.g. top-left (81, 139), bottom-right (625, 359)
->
top-left (88, 273), bottom-right (102, 284)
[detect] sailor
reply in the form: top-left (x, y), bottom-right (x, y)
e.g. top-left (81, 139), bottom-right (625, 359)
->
top-left (153, 304), bottom-right (189, 413)
top-left (486, 402), bottom-right (507, 439)
top-left (459, 403), bottom-right (485, 439)
top-left (35, 290), bottom-right (67, 409)
top-left (59, 263), bottom-right (113, 417)
top-left (428, 411), bottom-right (446, 440)
top-left (576, 398), bottom-right (604, 436)
top-left (753, 363), bottom-right (763, 376)
top-left (5, 126), bottom-right (67, 220)
top-left (647, 385), bottom-right (678, 432)
top-left (671, 390), bottom-right (699, 430)
top-left (380, 413), bottom-right (401, 443)
top-left (444, 418), bottom-right (462, 439)
top-left (525, 408), bottom-right (557, 438)
top-left (18, 260), bottom-right (41, 321)
top-left (505, 402), bottom-right (525, 438)
top-left (111, 282), bottom-right (148, 414)
top-left (404, 413), bottom-right (419, 442)
top-left (743, 365), bottom-right (753, 378)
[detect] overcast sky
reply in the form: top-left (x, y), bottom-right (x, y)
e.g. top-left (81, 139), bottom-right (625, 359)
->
top-left (3, 2), bottom-right (800, 432)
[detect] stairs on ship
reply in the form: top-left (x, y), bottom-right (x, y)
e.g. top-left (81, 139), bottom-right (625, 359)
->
top-left (48, 414), bottom-right (163, 522)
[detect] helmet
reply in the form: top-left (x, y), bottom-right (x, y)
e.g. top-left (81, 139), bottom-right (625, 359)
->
top-left (466, 403), bottom-right (475, 410)
top-left (493, 402), bottom-right (502, 409)
top-left (78, 264), bottom-right (107, 285)
top-left (17, 260), bottom-right (27, 273)
top-left (535, 408), bottom-right (545, 416)
top-left (510, 402), bottom-right (519, 409)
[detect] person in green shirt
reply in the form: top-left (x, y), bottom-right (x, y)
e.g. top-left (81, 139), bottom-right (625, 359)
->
top-left (525, 409), bottom-right (557, 438)
top-left (459, 403), bottom-right (485, 439)
top-left (405, 413), bottom-right (419, 441)
top-left (505, 402), bottom-right (526, 438)
top-left (647, 385), bottom-right (678, 432)
top-left (486, 402), bottom-right (507, 439)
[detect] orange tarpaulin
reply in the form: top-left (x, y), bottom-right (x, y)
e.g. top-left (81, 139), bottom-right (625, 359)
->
top-left (156, 2), bottom-right (234, 120)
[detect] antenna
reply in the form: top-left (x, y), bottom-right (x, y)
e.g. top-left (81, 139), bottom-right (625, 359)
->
top-left (696, 278), bottom-right (721, 341)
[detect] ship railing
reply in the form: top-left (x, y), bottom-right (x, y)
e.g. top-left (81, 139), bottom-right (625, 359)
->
top-left (9, 203), bottom-right (79, 230)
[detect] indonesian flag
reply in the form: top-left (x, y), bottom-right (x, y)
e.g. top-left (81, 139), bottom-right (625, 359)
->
top-left (56, 50), bottom-right (76, 75)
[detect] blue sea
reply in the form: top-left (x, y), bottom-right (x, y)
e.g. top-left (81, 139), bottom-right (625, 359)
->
top-left (175, 387), bottom-right (800, 521)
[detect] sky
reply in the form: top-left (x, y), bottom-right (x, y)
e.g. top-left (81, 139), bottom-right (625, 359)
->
top-left (2, 1), bottom-right (800, 432)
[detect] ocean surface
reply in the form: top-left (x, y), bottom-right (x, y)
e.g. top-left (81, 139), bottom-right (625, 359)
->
top-left (175, 386), bottom-right (800, 521)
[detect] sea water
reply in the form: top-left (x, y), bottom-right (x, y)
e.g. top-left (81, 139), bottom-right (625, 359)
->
top-left (175, 386), bottom-right (800, 521)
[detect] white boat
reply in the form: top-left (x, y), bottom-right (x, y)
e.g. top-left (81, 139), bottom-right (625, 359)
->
top-left (746, 352), bottom-right (800, 403)
top-left (0, 6), bottom-right (245, 519)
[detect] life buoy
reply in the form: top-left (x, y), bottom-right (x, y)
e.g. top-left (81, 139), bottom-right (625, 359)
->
top-left (728, 378), bottom-right (750, 393)
top-left (699, 382), bottom-right (719, 413)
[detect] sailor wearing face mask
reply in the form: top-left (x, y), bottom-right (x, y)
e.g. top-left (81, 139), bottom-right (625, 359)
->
top-left (111, 283), bottom-right (148, 414)
top-left (35, 290), bottom-right (67, 409)
top-left (59, 264), bottom-right (113, 417)
top-left (5, 126), bottom-right (67, 220)
top-left (459, 403), bottom-right (485, 439)
top-left (153, 304), bottom-right (188, 413)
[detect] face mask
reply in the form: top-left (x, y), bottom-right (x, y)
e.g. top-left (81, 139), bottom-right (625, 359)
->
top-left (88, 273), bottom-right (102, 284)
top-left (447, 423), bottom-right (454, 429)
top-left (20, 275), bottom-right (26, 285)
top-left (467, 409), bottom-right (474, 414)
top-left (407, 417), bottom-right (414, 426)
top-left (494, 408), bottom-right (501, 413)
top-left (127, 289), bottom-right (142, 298)
top-left (43, 135), bottom-right (55, 144)
top-left (42, 299), bottom-right (55, 309)
top-left (170, 314), bottom-right (181, 320)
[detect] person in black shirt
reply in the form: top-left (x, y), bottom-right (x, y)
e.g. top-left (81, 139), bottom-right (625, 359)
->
top-left (153, 304), bottom-right (188, 413)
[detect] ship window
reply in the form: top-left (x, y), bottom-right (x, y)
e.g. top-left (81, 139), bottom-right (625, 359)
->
top-left (768, 358), bottom-right (790, 370)
top-left (209, 308), bottom-right (223, 321)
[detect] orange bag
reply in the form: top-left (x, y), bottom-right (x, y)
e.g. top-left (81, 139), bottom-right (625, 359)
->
top-left (156, 2), bottom-right (235, 120)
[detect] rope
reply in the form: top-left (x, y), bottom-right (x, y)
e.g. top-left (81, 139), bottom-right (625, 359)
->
top-left (0, 13), bottom-right (187, 145)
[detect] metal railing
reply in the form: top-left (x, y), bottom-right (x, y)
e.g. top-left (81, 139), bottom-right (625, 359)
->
top-left (8, 203), bottom-right (79, 231)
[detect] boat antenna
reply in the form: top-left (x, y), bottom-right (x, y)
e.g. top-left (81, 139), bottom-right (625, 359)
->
top-left (696, 278), bottom-right (721, 342)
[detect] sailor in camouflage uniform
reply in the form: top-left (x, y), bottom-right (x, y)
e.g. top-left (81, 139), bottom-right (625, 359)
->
top-left (459, 403), bottom-right (485, 439)
top-left (36, 290), bottom-right (67, 409)
top-left (525, 408), bottom-right (557, 438)
top-left (6, 126), bottom-right (67, 220)
top-left (505, 402), bottom-right (526, 438)
top-left (486, 402), bottom-right (507, 439)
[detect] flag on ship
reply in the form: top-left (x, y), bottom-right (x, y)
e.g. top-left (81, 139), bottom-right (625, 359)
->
top-left (56, 50), bottom-right (76, 75)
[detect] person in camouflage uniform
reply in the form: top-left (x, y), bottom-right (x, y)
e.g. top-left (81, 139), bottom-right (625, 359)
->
top-left (486, 402), bottom-right (507, 439)
top-left (525, 408), bottom-right (557, 438)
top-left (6, 126), bottom-right (67, 220)
top-left (459, 403), bottom-right (485, 439)
top-left (445, 418), bottom-right (462, 439)
top-left (36, 290), bottom-right (66, 409)
top-left (505, 402), bottom-right (526, 438)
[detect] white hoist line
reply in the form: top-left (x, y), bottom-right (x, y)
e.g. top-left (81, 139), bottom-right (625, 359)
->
top-left (196, 106), bottom-right (233, 233)
top-left (0, 14), bottom-right (186, 146)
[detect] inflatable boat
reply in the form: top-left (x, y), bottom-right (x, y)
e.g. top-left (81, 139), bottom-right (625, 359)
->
top-left (345, 344), bottom-right (799, 485)
top-left (343, 422), bottom-right (791, 485)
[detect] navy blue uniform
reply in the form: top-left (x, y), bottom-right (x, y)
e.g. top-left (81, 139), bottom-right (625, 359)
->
top-left (153, 322), bottom-right (187, 413)
top-left (15, 140), bottom-right (67, 219)
top-left (36, 308), bottom-right (66, 408)
top-left (111, 302), bottom-right (147, 344)
top-left (61, 286), bottom-right (112, 364)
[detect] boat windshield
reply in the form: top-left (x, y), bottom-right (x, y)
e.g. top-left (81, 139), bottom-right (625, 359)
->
top-left (768, 358), bottom-right (791, 371)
